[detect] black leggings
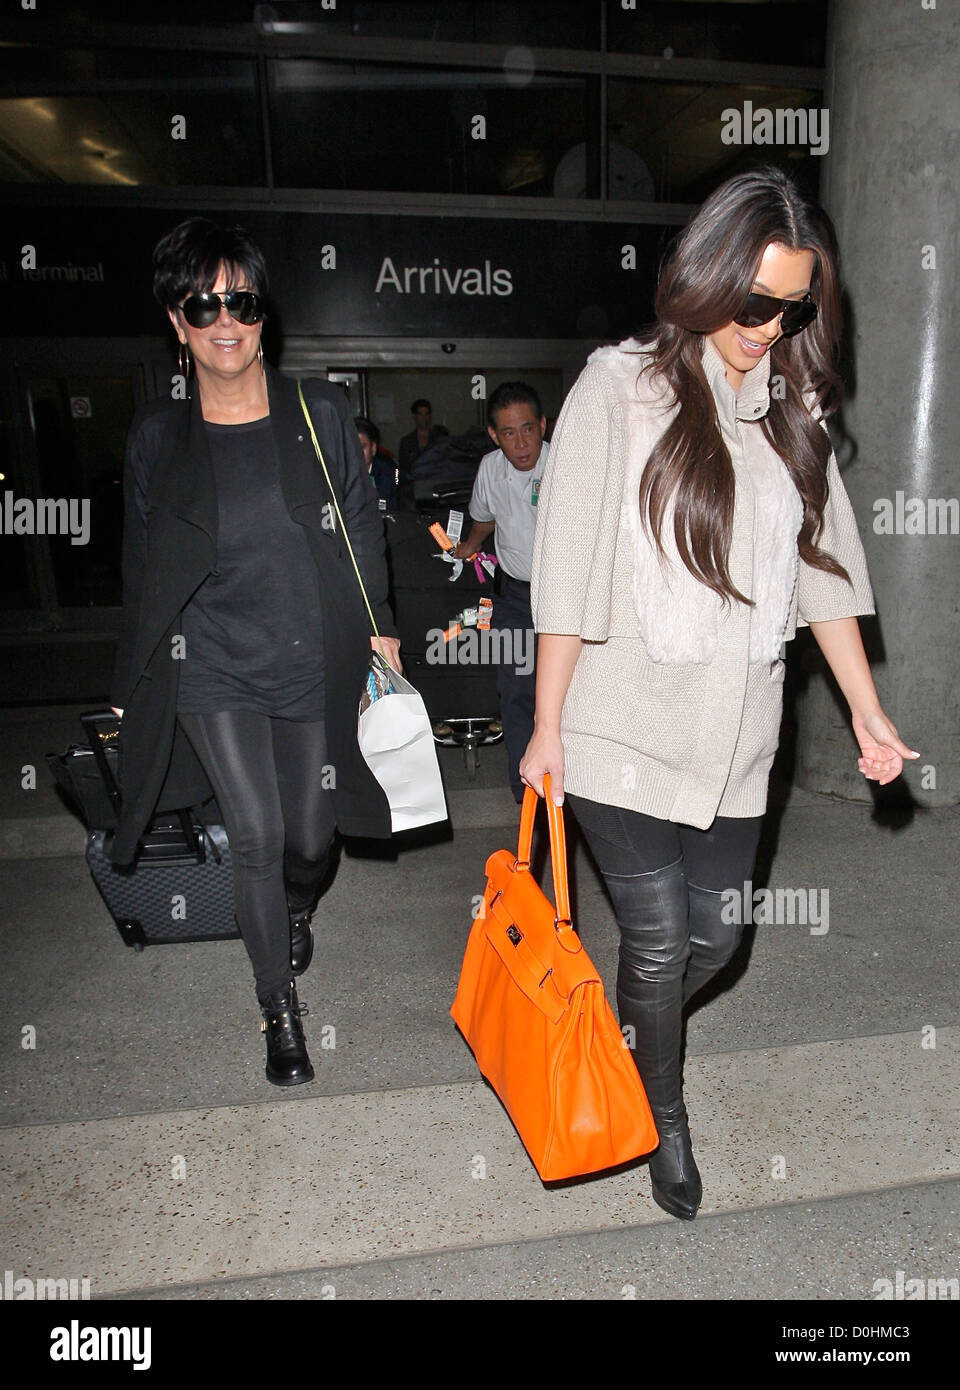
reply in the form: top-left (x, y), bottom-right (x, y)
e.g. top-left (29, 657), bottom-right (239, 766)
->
top-left (565, 796), bottom-right (763, 890)
top-left (179, 711), bottom-right (337, 1001)
top-left (565, 794), bottom-right (764, 1011)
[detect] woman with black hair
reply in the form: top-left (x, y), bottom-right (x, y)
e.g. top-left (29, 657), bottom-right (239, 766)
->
top-left (110, 217), bottom-right (400, 1085)
top-left (520, 167), bottom-right (917, 1220)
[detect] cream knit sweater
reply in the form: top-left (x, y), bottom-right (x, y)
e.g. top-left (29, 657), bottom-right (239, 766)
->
top-left (530, 337), bottom-right (875, 828)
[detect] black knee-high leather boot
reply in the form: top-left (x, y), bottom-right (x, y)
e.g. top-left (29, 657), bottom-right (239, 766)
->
top-left (609, 858), bottom-right (703, 1221)
top-left (682, 881), bottom-right (744, 1007)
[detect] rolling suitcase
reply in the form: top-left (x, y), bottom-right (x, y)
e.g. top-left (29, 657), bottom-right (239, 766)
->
top-left (78, 710), bottom-right (239, 951)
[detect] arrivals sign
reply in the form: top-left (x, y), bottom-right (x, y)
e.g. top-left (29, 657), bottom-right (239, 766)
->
top-left (1, 205), bottom-right (680, 341)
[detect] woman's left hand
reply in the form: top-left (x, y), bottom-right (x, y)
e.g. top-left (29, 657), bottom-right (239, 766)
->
top-left (374, 634), bottom-right (402, 673)
top-left (851, 708), bottom-right (918, 785)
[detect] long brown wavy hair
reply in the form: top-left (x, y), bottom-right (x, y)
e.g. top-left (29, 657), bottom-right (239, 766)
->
top-left (635, 165), bottom-right (849, 606)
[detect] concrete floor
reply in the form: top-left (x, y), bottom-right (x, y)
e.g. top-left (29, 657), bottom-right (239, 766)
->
top-left (1, 701), bottom-right (958, 1312)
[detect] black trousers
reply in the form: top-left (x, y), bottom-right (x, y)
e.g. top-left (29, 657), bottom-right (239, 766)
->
top-left (179, 711), bottom-right (337, 1001)
top-left (493, 575), bottom-right (538, 802)
top-left (566, 797), bottom-right (764, 889)
top-left (566, 794), bottom-right (764, 1117)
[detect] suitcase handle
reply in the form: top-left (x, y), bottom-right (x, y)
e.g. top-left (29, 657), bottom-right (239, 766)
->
top-left (80, 709), bottom-right (203, 862)
top-left (80, 709), bottom-right (123, 818)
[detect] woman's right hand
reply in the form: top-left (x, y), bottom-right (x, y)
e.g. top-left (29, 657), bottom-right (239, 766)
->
top-left (519, 728), bottom-right (565, 804)
top-left (110, 707), bottom-right (123, 719)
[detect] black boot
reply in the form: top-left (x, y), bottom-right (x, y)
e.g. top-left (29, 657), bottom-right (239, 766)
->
top-left (682, 881), bottom-right (743, 1007)
top-left (289, 909), bottom-right (314, 977)
top-left (259, 980), bottom-right (314, 1087)
top-left (646, 1103), bottom-right (702, 1221)
top-left (610, 858), bottom-right (703, 1221)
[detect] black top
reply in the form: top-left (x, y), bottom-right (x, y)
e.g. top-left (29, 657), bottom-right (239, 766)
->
top-left (177, 415), bottom-right (325, 719)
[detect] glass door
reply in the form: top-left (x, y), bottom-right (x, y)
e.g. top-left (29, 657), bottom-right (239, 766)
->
top-left (26, 372), bottom-right (136, 608)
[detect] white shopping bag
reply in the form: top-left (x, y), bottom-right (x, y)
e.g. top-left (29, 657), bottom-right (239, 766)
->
top-left (358, 654), bottom-right (448, 832)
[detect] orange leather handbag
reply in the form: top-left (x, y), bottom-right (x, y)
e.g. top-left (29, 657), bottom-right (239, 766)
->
top-left (451, 776), bottom-right (659, 1181)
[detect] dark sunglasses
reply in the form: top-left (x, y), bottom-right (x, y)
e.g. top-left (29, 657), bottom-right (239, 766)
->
top-left (734, 291), bottom-right (817, 336)
top-left (179, 289), bottom-right (264, 328)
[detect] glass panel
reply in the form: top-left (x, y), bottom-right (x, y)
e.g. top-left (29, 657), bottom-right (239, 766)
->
top-left (57, 1), bottom-right (256, 23)
top-left (364, 369), bottom-right (483, 461)
top-left (27, 374), bottom-right (135, 606)
top-left (0, 409), bottom-right (36, 611)
top-left (607, 79), bottom-right (825, 203)
top-left (607, 0), bottom-right (828, 67)
top-left (59, 0), bottom-right (599, 43)
top-left (0, 47), bottom-right (264, 185)
top-left (258, 1), bottom-right (601, 48)
top-left (362, 367), bottom-right (564, 462)
top-left (268, 59), bottom-right (596, 196)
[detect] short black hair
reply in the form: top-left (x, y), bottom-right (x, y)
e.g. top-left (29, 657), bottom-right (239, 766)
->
top-left (410, 398), bottom-right (432, 413)
top-left (487, 381), bottom-right (543, 428)
top-left (152, 217), bottom-right (268, 308)
top-left (354, 416), bottom-right (379, 444)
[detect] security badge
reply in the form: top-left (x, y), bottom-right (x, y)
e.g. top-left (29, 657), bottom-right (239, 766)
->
top-left (531, 476), bottom-right (541, 506)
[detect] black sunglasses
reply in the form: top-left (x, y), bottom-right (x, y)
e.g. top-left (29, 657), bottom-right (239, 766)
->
top-left (179, 289), bottom-right (264, 328)
top-left (734, 291), bottom-right (817, 336)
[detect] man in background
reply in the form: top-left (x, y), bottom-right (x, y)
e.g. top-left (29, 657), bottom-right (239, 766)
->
top-left (397, 398), bottom-right (447, 507)
top-left (355, 415), bottom-right (398, 511)
top-left (452, 382), bottom-right (548, 802)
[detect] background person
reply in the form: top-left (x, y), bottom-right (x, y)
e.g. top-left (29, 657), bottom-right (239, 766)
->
top-left (397, 397), bottom-right (447, 506)
top-left (520, 167), bottom-right (917, 1220)
top-left (453, 381), bottom-right (548, 801)
top-left (355, 415), bottom-right (398, 511)
top-left (110, 217), bottom-right (401, 1088)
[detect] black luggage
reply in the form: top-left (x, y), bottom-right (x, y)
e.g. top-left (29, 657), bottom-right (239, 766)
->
top-left (47, 722), bottom-right (122, 831)
top-left (71, 711), bottom-right (239, 951)
top-left (385, 509), bottom-right (503, 779)
top-left (410, 425), bottom-right (490, 509)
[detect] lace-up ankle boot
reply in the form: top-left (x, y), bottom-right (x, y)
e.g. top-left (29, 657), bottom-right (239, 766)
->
top-left (259, 980), bottom-right (314, 1086)
top-left (289, 910), bottom-right (314, 976)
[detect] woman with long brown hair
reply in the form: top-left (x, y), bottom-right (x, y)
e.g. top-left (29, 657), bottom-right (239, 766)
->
top-left (520, 166), bottom-right (917, 1220)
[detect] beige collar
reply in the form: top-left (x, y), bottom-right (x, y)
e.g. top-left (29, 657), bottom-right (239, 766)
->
top-left (700, 335), bottom-right (772, 428)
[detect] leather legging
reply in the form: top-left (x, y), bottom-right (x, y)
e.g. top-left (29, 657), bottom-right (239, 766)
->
top-left (565, 795), bottom-right (763, 1121)
top-left (179, 711), bottom-right (337, 1001)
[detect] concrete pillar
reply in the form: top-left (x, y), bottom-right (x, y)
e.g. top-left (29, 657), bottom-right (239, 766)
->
top-left (794, 0), bottom-right (960, 806)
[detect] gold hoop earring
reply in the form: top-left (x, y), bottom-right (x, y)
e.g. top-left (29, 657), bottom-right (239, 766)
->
top-left (178, 342), bottom-right (191, 377)
top-left (257, 342), bottom-right (264, 375)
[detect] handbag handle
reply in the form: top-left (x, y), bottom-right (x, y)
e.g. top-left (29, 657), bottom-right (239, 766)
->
top-left (298, 381), bottom-right (387, 663)
top-left (516, 773), bottom-right (580, 953)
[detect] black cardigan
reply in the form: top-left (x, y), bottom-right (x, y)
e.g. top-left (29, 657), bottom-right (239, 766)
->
top-left (110, 367), bottom-right (397, 865)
